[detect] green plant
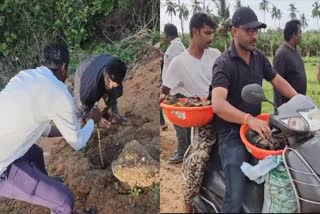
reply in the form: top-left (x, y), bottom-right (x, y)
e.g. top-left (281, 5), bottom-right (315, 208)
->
top-left (0, 0), bottom-right (158, 89)
top-left (130, 186), bottom-right (143, 199)
top-left (150, 183), bottom-right (160, 202)
top-left (152, 31), bottom-right (161, 45)
top-left (62, 147), bottom-right (70, 157)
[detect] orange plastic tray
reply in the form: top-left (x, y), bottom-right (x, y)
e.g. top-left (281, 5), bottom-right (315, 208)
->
top-left (240, 113), bottom-right (284, 160)
top-left (160, 98), bottom-right (214, 128)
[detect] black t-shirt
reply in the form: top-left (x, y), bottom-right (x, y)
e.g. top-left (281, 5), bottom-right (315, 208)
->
top-left (80, 54), bottom-right (123, 109)
top-left (211, 42), bottom-right (277, 130)
top-left (273, 43), bottom-right (306, 106)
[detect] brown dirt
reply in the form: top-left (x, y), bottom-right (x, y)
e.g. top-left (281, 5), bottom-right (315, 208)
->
top-left (0, 48), bottom-right (160, 214)
top-left (160, 121), bottom-right (187, 213)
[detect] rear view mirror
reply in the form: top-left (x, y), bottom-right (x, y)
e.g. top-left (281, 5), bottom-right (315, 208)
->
top-left (241, 84), bottom-right (265, 105)
top-left (241, 84), bottom-right (279, 115)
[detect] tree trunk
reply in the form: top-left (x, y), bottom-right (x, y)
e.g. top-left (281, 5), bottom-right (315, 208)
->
top-left (178, 0), bottom-right (183, 40)
top-left (180, 18), bottom-right (184, 41)
top-left (171, 15), bottom-right (173, 23)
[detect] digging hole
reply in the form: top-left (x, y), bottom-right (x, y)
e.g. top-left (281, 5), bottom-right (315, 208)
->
top-left (84, 130), bottom-right (124, 169)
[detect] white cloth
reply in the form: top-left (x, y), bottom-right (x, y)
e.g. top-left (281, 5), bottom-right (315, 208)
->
top-left (0, 66), bottom-right (94, 174)
top-left (163, 48), bottom-right (221, 98)
top-left (240, 155), bottom-right (282, 184)
top-left (162, 38), bottom-right (186, 80)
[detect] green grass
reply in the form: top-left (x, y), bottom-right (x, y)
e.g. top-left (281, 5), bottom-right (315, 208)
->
top-left (150, 183), bottom-right (160, 202)
top-left (262, 57), bottom-right (319, 113)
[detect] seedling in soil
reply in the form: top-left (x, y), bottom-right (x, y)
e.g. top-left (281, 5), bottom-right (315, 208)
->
top-left (62, 147), bottom-right (70, 157)
top-left (130, 186), bottom-right (143, 199)
top-left (150, 183), bottom-right (160, 202)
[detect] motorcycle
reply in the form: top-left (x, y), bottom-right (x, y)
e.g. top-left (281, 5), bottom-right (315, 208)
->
top-left (191, 84), bottom-right (320, 213)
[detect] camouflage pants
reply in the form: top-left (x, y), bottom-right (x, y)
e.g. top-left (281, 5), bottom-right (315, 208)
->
top-left (182, 123), bottom-right (217, 204)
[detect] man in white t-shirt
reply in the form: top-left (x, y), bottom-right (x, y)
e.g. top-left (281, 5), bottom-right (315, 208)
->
top-left (160, 24), bottom-right (186, 131)
top-left (162, 24), bottom-right (186, 81)
top-left (161, 13), bottom-right (221, 163)
top-left (0, 44), bottom-right (100, 213)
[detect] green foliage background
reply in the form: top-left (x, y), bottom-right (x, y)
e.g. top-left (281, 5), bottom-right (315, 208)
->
top-left (170, 31), bottom-right (320, 58)
top-left (0, 0), bottom-right (160, 88)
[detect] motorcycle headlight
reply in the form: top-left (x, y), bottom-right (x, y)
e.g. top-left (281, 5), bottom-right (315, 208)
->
top-left (280, 117), bottom-right (309, 132)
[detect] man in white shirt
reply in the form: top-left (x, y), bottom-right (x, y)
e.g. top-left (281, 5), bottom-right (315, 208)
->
top-left (162, 24), bottom-right (186, 81)
top-left (161, 13), bottom-right (221, 163)
top-left (0, 44), bottom-right (100, 214)
top-left (160, 23), bottom-right (186, 131)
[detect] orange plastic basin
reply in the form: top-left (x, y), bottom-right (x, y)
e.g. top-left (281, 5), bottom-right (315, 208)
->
top-left (240, 113), bottom-right (284, 160)
top-left (160, 98), bottom-right (214, 128)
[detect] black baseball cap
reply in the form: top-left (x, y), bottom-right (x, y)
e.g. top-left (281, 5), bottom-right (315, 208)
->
top-left (232, 7), bottom-right (267, 29)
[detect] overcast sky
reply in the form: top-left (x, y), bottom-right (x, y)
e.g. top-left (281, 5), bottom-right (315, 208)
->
top-left (160, 0), bottom-right (320, 32)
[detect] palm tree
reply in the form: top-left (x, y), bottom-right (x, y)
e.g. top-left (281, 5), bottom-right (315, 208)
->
top-left (300, 14), bottom-right (308, 29)
top-left (165, 0), bottom-right (177, 23)
top-left (259, 0), bottom-right (269, 24)
top-left (234, 0), bottom-right (242, 10)
top-left (271, 5), bottom-right (278, 29)
top-left (288, 3), bottom-right (298, 20)
top-left (177, 2), bottom-right (189, 40)
top-left (276, 8), bottom-right (282, 29)
top-left (312, 1), bottom-right (320, 29)
top-left (191, 0), bottom-right (202, 14)
top-left (212, 0), bottom-right (231, 50)
top-left (203, 0), bottom-right (206, 11)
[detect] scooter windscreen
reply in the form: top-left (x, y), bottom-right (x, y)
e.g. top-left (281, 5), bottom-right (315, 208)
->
top-left (299, 107), bottom-right (320, 131)
top-left (271, 95), bottom-right (319, 133)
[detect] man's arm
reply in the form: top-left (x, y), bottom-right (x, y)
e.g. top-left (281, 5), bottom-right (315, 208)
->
top-left (161, 85), bottom-right (170, 95)
top-left (160, 85), bottom-right (170, 102)
top-left (212, 87), bottom-right (247, 124)
top-left (271, 74), bottom-right (298, 98)
top-left (50, 91), bottom-right (96, 151)
top-left (212, 87), bottom-right (272, 139)
top-left (164, 43), bottom-right (179, 67)
top-left (272, 51), bottom-right (289, 106)
top-left (160, 57), bottom-right (182, 100)
top-left (106, 85), bottom-right (123, 110)
top-left (273, 52), bottom-right (286, 77)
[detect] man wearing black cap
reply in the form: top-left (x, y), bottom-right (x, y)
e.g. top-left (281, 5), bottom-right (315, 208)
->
top-left (211, 7), bottom-right (298, 212)
top-left (74, 54), bottom-right (129, 128)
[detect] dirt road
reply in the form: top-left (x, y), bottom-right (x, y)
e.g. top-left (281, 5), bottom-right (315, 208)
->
top-left (160, 121), bottom-right (186, 213)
